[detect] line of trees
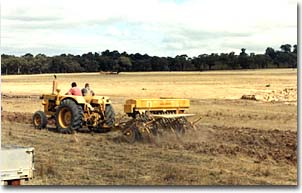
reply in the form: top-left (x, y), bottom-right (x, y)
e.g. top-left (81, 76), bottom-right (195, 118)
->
top-left (1, 44), bottom-right (297, 75)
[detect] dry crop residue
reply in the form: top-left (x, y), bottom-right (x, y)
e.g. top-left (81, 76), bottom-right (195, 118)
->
top-left (262, 88), bottom-right (297, 102)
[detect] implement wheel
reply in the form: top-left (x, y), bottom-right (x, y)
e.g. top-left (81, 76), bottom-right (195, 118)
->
top-left (55, 99), bottom-right (83, 134)
top-left (122, 127), bottom-right (137, 143)
top-left (32, 110), bottom-right (47, 129)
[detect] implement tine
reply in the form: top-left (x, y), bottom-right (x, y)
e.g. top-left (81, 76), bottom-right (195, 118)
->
top-left (145, 119), bottom-right (156, 126)
top-left (166, 117), bottom-right (176, 134)
top-left (172, 113), bottom-right (183, 134)
top-left (192, 116), bottom-right (202, 125)
top-left (188, 116), bottom-right (202, 131)
top-left (178, 118), bottom-right (185, 131)
top-left (158, 117), bottom-right (165, 132)
top-left (169, 115), bottom-right (176, 132)
top-left (171, 118), bottom-right (178, 132)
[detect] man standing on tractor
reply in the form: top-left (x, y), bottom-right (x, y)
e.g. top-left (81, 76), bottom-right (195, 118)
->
top-left (81, 83), bottom-right (95, 96)
top-left (66, 82), bottom-right (82, 96)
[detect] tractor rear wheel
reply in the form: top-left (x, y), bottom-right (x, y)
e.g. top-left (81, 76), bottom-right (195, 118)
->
top-left (55, 99), bottom-right (83, 134)
top-left (32, 110), bottom-right (47, 129)
top-left (104, 104), bottom-right (115, 127)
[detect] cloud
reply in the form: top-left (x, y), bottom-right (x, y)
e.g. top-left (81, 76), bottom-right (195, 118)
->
top-left (1, 0), bottom-right (297, 57)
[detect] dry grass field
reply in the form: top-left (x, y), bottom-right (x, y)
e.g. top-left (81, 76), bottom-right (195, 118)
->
top-left (1, 68), bottom-right (297, 185)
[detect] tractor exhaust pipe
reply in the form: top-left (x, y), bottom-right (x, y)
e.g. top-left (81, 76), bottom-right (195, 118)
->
top-left (52, 75), bottom-right (58, 94)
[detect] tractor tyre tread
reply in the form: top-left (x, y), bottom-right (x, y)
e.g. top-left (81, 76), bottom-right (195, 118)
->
top-left (32, 110), bottom-right (47, 129)
top-left (104, 104), bottom-right (115, 127)
top-left (55, 99), bottom-right (83, 134)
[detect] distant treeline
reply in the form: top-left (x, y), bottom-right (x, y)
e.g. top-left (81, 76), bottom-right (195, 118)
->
top-left (1, 44), bottom-right (297, 75)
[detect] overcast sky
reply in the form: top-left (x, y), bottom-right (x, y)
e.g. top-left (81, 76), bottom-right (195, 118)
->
top-left (1, 0), bottom-right (297, 57)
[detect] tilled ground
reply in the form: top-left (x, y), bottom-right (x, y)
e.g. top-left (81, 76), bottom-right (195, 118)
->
top-left (1, 110), bottom-right (297, 165)
top-left (159, 125), bottom-right (296, 165)
top-left (1, 111), bottom-right (33, 124)
top-left (1, 109), bottom-right (297, 185)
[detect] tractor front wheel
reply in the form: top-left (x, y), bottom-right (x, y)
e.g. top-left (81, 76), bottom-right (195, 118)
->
top-left (55, 99), bottom-right (83, 134)
top-left (32, 110), bottom-right (47, 129)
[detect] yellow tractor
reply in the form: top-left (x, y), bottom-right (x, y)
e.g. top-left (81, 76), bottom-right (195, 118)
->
top-left (32, 76), bottom-right (198, 142)
top-left (32, 76), bottom-right (115, 133)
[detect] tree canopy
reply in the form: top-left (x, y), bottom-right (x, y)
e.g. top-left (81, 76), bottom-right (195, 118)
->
top-left (1, 44), bottom-right (297, 75)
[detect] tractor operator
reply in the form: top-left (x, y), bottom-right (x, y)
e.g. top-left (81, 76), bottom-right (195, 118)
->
top-left (66, 82), bottom-right (82, 96)
top-left (82, 83), bottom-right (95, 96)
